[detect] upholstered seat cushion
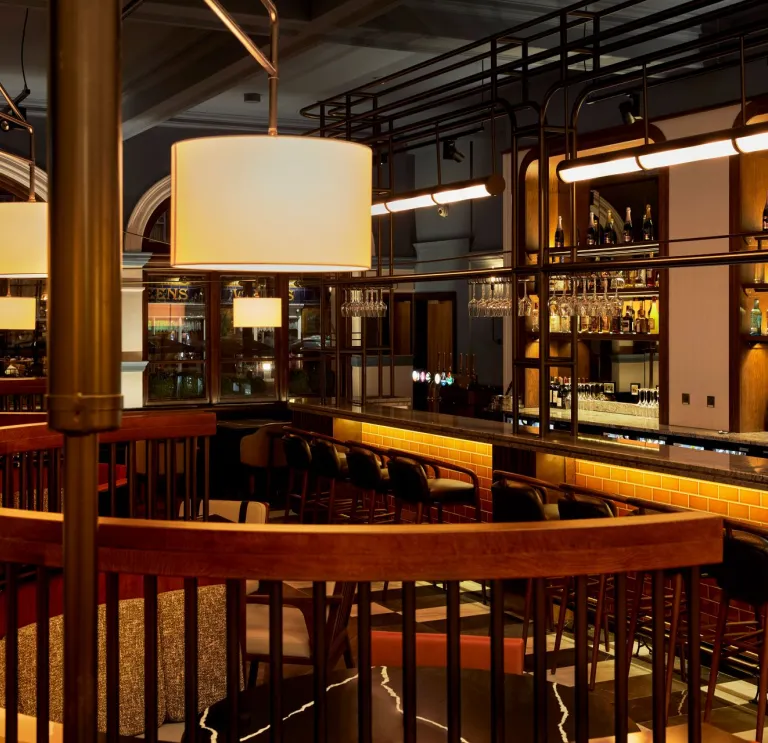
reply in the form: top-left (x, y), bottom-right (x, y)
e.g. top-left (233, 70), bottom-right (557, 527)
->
top-left (543, 503), bottom-right (561, 521)
top-left (426, 477), bottom-right (475, 503)
top-left (245, 604), bottom-right (311, 659)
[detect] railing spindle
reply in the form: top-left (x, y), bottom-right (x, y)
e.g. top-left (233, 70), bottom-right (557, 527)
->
top-left (686, 567), bottom-right (701, 743)
top-left (106, 572), bottom-right (120, 742)
top-left (614, 572), bottom-right (628, 743)
top-left (191, 436), bottom-right (199, 521)
top-left (447, 579), bottom-right (461, 743)
top-left (148, 441), bottom-right (156, 521)
top-left (36, 566), bottom-right (49, 743)
top-left (6, 562), bottom-right (19, 743)
top-left (165, 439), bottom-right (172, 520)
top-left (269, 581), bottom-right (284, 743)
top-left (313, 582), bottom-right (327, 743)
top-left (490, 578), bottom-right (505, 743)
top-left (144, 575), bottom-right (159, 743)
top-left (203, 437), bottom-right (210, 521)
top-left (128, 441), bottom-right (136, 518)
top-left (35, 451), bottom-right (44, 512)
top-left (109, 443), bottom-right (117, 517)
top-left (20, 452), bottom-right (28, 510)
top-left (184, 577), bottom-right (199, 743)
top-left (171, 438), bottom-right (178, 520)
top-left (402, 580), bottom-right (417, 743)
top-left (184, 439), bottom-right (192, 520)
top-left (575, 575), bottom-right (589, 743)
top-left (357, 581), bottom-right (372, 743)
top-left (53, 450), bottom-right (62, 514)
top-left (533, 578), bottom-right (547, 743)
top-left (226, 579), bottom-right (240, 743)
top-left (652, 570), bottom-right (667, 743)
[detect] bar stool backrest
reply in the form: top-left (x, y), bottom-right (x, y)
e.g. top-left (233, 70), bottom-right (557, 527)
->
top-left (716, 531), bottom-right (768, 607)
top-left (387, 457), bottom-right (429, 504)
top-left (310, 438), bottom-right (344, 479)
top-left (282, 434), bottom-right (312, 472)
top-left (491, 479), bottom-right (547, 523)
top-left (558, 495), bottom-right (615, 520)
top-left (346, 446), bottom-right (383, 490)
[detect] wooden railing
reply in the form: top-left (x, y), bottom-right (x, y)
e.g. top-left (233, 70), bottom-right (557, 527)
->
top-left (0, 378), bottom-right (47, 412)
top-left (0, 508), bottom-right (723, 743)
top-left (0, 410), bottom-right (217, 520)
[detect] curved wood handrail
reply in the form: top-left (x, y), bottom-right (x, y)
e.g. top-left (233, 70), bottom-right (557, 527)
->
top-left (0, 378), bottom-right (47, 395)
top-left (0, 410), bottom-right (217, 455)
top-left (0, 509), bottom-right (723, 581)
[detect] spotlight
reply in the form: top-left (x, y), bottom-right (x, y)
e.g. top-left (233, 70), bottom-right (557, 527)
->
top-left (0, 120), bottom-right (9, 133)
top-left (619, 94), bottom-right (642, 126)
top-left (442, 139), bottom-right (465, 163)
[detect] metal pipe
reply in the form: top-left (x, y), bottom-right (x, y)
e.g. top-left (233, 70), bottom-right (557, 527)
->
top-left (48, 1), bottom-right (123, 738)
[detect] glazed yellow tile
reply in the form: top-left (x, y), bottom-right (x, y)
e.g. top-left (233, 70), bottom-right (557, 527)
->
top-left (699, 482), bottom-right (719, 499)
top-left (740, 489), bottom-right (761, 505)
top-left (627, 470), bottom-right (645, 485)
top-left (690, 495), bottom-right (709, 511)
top-left (577, 461), bottom-right (594, 476)
top-left (610, 468), bottom-right (628, 482)
top-left (594, 465), bottom-right (611, 479)
top-left (643, 473), bottom-right (662, 488)
top-left (679, 479), bottom-right (699, 495)
top-left (662, 476), bottom-right (679, 491)
top-left (719, 485), bottom-right (739, 503)
top-left (635, 485), bottom-right (653, 500)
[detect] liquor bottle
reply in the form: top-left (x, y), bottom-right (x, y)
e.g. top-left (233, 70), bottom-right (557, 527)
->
top-left (642, 204), bottom-right (654, 241)
top-left (623, 207), bottom-right (633, 243)
top-left (649, 298), bottom-right (659, 334)
top-left (646, 262), bottom-right (656, 288)
top-left (750, 299), bottom-right (762, 336)
top-left (636, 265), bottom-right (646, 287)
top-left (763, 191), bottom-right (768, 231)
top-left (531, 302), bottom-right (539, 332)
top-left (549, 301), bottom-right (560, 333)
top-left (549, 377), bottom-right (557, 407)
top-left (611, 308), bottom-right (622, 334)
top-left (554, 216), bottom-right (565, 248)
top-left (605, 210), bottom-right (617, 245)
top-left (635, 303), bottom-right (648, 334)
top-left (586, 210), bottom-right (597, 246)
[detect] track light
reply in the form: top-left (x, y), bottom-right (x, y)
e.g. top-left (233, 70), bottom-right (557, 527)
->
top-left (442, 139), bottom-right (465, 163)
top-left (557, 121), bottom-right (768, 183)
top-left (372, 174), bottom-right (505, 215)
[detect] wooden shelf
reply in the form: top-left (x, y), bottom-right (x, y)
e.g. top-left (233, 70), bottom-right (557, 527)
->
top-left (743, 334), bottom-right (768, 344)
top-left (528, 332), bottom-right (659, 341)
top-left (741, 283), bottom-right (768, 291)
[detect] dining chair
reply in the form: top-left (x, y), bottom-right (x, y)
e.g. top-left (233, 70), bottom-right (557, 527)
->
top-left (239, 422), bottom-right (288, 502)
top-left (243, 582), bottom-right (357, 686)
top-left (345, 443), bottom-right (393, 523)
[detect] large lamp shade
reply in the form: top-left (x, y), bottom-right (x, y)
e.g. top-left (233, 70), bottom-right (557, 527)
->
top-left (0, 202), bottom-right (48, 277)
top-left (171, 136), bottom-right (373, 272)
top-left (0, 297), bottom-right (36, 330)
top-left (233, 297), bottom-right (282, 328)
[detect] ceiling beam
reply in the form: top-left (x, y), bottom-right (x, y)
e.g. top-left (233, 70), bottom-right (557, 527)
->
top-left (121, 0), bottom-right (404, 139)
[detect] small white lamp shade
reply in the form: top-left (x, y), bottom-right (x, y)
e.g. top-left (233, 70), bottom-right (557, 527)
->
top-left (171, 135), bottom-right (373, 272)
top-left (0, 296), bottom-right (36, 330)
top-left (0, 202), bottom-right (48, 277)
top-left (233, 297), bottom-right (282, 328)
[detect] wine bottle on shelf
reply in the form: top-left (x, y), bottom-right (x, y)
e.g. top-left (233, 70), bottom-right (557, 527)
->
top-left (762, 190), bottom-right (768, 232)
top-left (635, 303), bottom-right (648, 334)
top-left (623, 207), bottom-right (633, 243)
top-left (751, 299), bottom-right (762, 336)
top-left (554, 216), bottom-right (565, 248)
top-left (646, 261), bottom-right (656, 288)
top-left (605, 210), bottom-right (617, 245)
top-left (532, 302), bottom-right (539, 332)
top-left (586, 210), bottom-right (597, 246)
top-left (649, 298), bottom-right (659, 334)
top-left (642, 204), bottom-right (654, 241)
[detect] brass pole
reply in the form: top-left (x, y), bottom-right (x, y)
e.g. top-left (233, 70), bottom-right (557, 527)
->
top-left (48, 0), bottom-right (123, 741)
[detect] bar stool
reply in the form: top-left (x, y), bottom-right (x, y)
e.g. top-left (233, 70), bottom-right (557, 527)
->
top-left (386, 454), bottom-right (480, 524)
top-left (345, 444), bottom-right (393, 523)
top-left (553, 493), bottom-right (616, 688)
top-left (490, 473), bottom-right (564, 652)
top-left (309, 437), bottom-right (351, 523)
top-left (705, 528), bottom-right (768, 743)
top-left (281, 433), bottom-right (312, 523)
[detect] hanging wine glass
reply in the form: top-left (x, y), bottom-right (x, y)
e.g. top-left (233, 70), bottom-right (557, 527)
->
top-left (341, 289), bottom-right (349, 318)
top-left (469, 281), bottom-right (478, 319)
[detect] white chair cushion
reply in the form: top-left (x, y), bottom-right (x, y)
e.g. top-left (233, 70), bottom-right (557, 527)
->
top-left (245, 604), bottom-right (311, 659)
top-left (0, 709), bottom-right (62, 743)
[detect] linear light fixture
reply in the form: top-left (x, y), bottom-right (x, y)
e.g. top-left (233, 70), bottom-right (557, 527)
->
top-left (372, 174), bottom-right (506, 215)
top-left (556, 121), bottom-right (768, 183)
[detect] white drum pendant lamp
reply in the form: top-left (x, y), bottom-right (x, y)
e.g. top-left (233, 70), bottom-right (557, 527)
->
top-left (170, 0), bottom-right (372, 273)
top-left (233, 297), bottom-right (282, 328)
top-left (0, 296), bottom-right (36, 330)
top-left (0, 202), bottom-right (48, 277)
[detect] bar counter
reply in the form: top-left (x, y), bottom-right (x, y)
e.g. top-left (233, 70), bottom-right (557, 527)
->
top-left (290, 400), bottom-right (768, 526)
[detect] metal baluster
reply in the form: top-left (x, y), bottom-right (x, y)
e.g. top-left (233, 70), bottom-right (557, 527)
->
top-left (146, 442), bottom-right (154, 520)
top-left (313, 582), bottom-right (327, 743)
top-left (226, 580), bottom-right (240, 743)
top-left (36, 567), bottom-right (49, 743)
top-left (171, 438), bottom-right (178, 520)
top-left (36, 451), bottom-right (44, 512)
top-left (165, 439), bottom-right (172, 520)
top-left (490, 579), bottom-right (505, 743)
top-left (357, 582), bottom-right (372, 743)
top-left (652, 571), bottom-right (667, 743)
top-left (144, 575), bottom-right (159, 743)
top-left (106, 572), bottom-right (120, 742)
top-left (109, 443), bottom-right (117, 517)
top-left (185, 578), bottom-right (199, 743)
top-left (128, 441), bottom-right (136, 519)
top-left (203, 438), bottom-right (210, 521)
top-left (6, 562), bottom-right (18, 743)
top-left (402, 580), bottom-right (417, 743)
top-left (269, 581), bottom-right (284, 743)
top-left (686, 567), bottom-right (701, 743)
top-left (191, 436), bottom-right (199, 521)
top-left (533, 578), bottom-right (547, 743)
top-left (575, 576), bottom-right (589, 743)
top-left (184, 439), bottom-right (191, 520)
top-left (447, 580), bottom-right (461, 743)
top-left (614, 573), bottom-right (628, 743)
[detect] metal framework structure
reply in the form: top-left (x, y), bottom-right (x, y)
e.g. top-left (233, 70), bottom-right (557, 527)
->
top-left (302, 0), bottom-right (768, 437)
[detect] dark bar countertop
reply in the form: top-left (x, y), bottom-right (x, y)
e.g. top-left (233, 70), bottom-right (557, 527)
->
top-left (290, 400), bottom-right (768, 491)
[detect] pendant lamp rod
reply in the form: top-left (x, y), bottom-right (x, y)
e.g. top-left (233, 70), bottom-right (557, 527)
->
top-left (0, 78), bottom-right (35, 201)
top-left (203, 0), bottom-right (279, 135)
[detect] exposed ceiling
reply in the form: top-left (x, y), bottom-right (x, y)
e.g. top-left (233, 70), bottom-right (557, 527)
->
top-left (0, 0), bottom-right (756, 139)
